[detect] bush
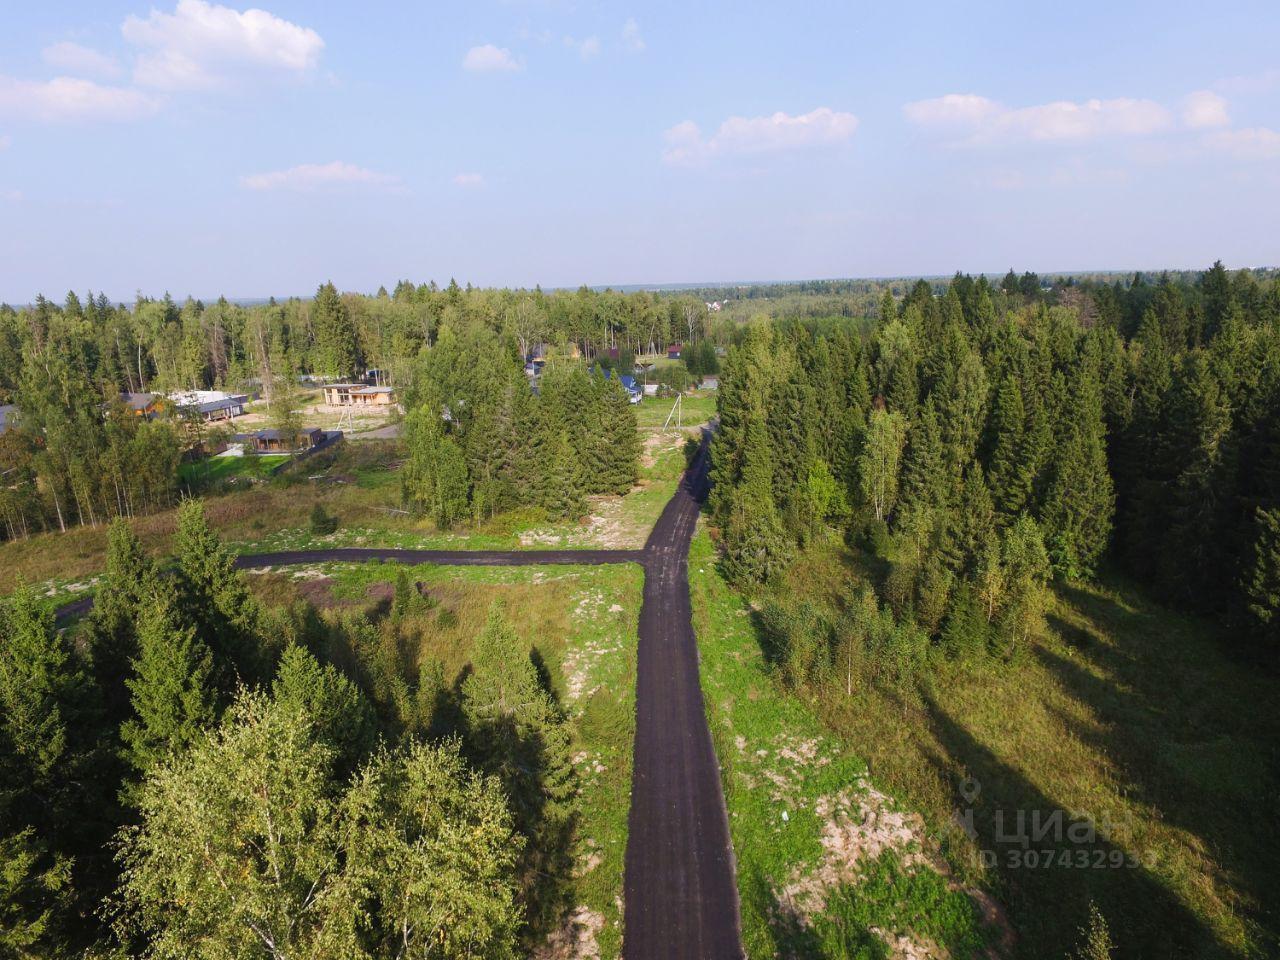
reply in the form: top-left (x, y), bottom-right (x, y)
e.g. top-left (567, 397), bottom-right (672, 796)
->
top-left (309, 503), bottom-right (338, 536)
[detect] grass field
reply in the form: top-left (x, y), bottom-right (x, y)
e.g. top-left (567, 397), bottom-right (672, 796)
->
top-left (633, 390), bottom-right (718, 430)
top-left (741, 538), bottom-right (1280, 959)
top-left (245, 559), bottom-right (645, 960)
top-left (688, 528), bottom-right (999, 958)
top-left (178, 453), bottom-right (289, 488)
top-left (0, 425), bottom-right (694, 597)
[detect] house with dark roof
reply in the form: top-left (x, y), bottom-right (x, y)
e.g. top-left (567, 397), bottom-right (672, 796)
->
top-left (121, 392), bottom-right (163, 418)
top-left (244, 427), bottom-right (324, 453)
top-left (191, 394), bottom-right (248, 421)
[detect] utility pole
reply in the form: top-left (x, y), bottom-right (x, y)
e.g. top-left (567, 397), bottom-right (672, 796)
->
top-left (662, 393), bottom-right (683, 433)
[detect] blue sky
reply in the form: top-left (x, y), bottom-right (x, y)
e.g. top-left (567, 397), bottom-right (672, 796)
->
top-left (1, 0), bottom-right (1277, 302)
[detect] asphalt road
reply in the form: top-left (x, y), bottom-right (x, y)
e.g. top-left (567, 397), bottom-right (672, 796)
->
top-left (623, 440), bottom-right (744, 959)
top-left (53, 437), bottom-right (744, 958)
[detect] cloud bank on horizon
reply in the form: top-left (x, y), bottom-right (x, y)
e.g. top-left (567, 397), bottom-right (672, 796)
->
top-left (0, 0), bottom-right (1276, 300)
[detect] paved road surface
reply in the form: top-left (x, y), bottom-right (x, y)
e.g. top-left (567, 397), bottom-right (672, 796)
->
top-left (624, 440), bottom-right (744, 959)
top-left (53, 439), bottom-right (744, 958)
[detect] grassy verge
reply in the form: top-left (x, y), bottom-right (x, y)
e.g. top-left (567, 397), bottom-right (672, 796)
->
top-left (245, 560), bottom-right (644, 959)
top-left (688, 528), bottom-right (993, 958)
top-left (758, 538), bottom-right (1280, 959)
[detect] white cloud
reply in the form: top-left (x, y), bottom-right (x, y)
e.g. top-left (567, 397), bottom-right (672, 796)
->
top-left (1, 189), bottom-right (21, 203)
top-left (453, 172), bottom-right (484, 187)
top-left (622, 18), bottom-right (645, 53)
top-left (1213, 68), bottom-right (1280, 96)
top-left (1182, 90), bottom-right (1230, 129)
top-left (240, 161), bottom-right (398, 191)
top-left (123, 0), bottom-right (324, 90)
top-left (0, 75), bottom-right (161, 123)
top-left (42, 41), bottom-right (123, 80)
top-left (0, 135), bottom-right (9, 151)
top-left (1206, 126), bottom-right (1280, 160)
top-left (563, 35), bottom-right (600, 60)
top-left (904, 93), bottom-right (1172, 142)
top-left (462, 44), bottom-right (522, 73)
top-left (663, 107), bottom-right (859, 166)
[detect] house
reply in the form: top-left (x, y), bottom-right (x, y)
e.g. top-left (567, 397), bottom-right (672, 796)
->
top-left (191, 394), bottom-right (247, 422)
top-left (351, 385), bottom-right (395, 405)
top-left (0, 404), bottom-right (16, 435)
top-left (700, 376), bottom-right (720, 391)
top-left (168, 390), bottom-right (247, 422)
top-left (323, 383), bottom-right (361, 405)
top-left (247, 427), bottom-right (324, 453)
top-left (603, 369), bottom-right (643, 403)
top-left (121, 392), bottom-right (163, 418)
top-left (324, 383), bottom-right (396, 406)
top-left (667, 343), bottom-right (683, 360)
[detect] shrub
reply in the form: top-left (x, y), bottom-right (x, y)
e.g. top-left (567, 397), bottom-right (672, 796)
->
top-left (309, 503), bottom-right (338, 536)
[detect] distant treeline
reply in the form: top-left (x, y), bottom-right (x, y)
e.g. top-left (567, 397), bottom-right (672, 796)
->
top-left (711, 262), bottom-right (1280, 678)
top-left (0, 281), bottom-right (702, 540)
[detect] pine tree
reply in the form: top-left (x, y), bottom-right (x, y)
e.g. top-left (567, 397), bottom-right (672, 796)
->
top-left (120, 595), bottom-right (217, 780)
top-left (535, 427), bottom-right (584, 520)
top-left (0, 588), bottom-right (94, 951)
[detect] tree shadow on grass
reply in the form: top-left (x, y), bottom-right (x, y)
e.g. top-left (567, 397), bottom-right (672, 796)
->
top-left (1031, 639), bottom-right (1279, 955)
top-left (919, 688), bottom-right (1238, 960)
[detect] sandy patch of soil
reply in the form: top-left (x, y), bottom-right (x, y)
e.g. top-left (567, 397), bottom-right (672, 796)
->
top-left (640, 431), bottom-right (685, 469)
top-left (534, 906), bottom-right (605, 960)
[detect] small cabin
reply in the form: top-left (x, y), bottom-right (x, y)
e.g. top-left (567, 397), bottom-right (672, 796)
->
top-left (667, 343), bottom-right (683, 360)
top-left (249, 427), bottom-right (323, 453)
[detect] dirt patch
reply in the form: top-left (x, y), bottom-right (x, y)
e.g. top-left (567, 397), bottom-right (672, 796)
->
top-left (534, 906), bottom-right (605, 960)
top-left (641, 432), bottom-right (684, 469)
top-left (779, 778), bottom-right (928, 916)
top-left (295, 577), bottom-right (336, 607)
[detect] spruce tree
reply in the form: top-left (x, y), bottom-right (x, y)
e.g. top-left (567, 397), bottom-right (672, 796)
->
top-left (986, 374), bottom-right (1028, 519)
top-left (1245, 507), bottom-right (1280, 648)
top-left (461, 605), bottom-right (576, 938)
top-left (311, 281), bottom-right (358, 379)
top-left (598, 376), bottom-right (641, 495)
top-left (720, 419), bottom-right (792, 584)
top-left (271, 645), bottom-right (376, 778)
top-left (120, 595), bottom-right (217, 781)
top-left (174, 499), bottom-right (267, 689)
top-left (87, 519), bottom-right (159, 723)
top-left (1039, 373), bottom-right (1114, 579)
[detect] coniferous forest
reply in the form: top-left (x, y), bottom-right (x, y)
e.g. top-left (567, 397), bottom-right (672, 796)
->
top-left (712, 263), bottom-right (1280, 657)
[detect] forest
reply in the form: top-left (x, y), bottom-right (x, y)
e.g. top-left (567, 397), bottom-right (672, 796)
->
top-left (0, 281), bottom-right (689, 539)
top-left (0, 499), bottom-right (604, 958)
top-left (711, 262), bottom-right (1280, 658)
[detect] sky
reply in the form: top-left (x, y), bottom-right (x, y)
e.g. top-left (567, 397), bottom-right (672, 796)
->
top-left (0, 0), bottom-right (1278, 303)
